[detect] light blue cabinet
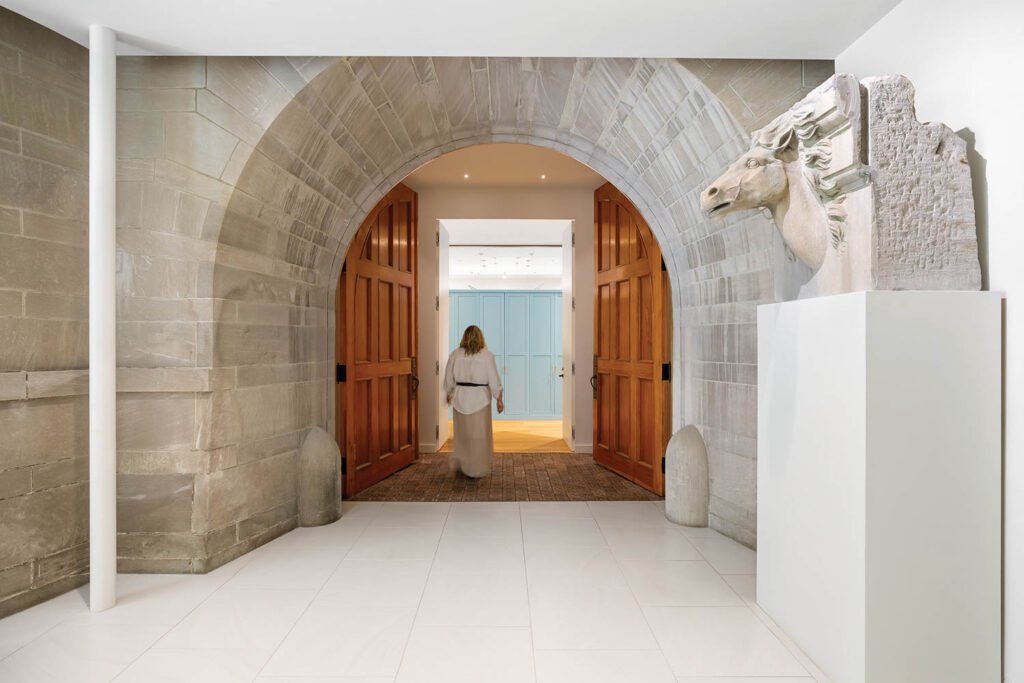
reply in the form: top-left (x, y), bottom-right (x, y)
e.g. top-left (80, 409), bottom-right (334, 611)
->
top-left (449, 290), bottom-right (563, 420)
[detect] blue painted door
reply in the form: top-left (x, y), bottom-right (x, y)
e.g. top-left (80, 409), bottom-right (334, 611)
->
top-left (449, 290), bottom-right (562, 420)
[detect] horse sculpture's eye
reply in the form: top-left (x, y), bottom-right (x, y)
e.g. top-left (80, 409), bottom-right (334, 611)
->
top-left (745, 158), bottom-right (760, 169)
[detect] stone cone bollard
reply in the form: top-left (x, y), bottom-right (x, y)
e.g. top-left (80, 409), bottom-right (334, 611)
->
top-left (297, 426), bottom-right (341, 527)
top-left (664, 425), bottom-right (709, 527)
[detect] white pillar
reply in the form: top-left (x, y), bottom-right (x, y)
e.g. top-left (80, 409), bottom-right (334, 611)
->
top-left (88, 24), bottom-right (117, 613)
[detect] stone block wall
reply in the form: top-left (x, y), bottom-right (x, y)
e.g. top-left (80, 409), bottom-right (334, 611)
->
top-left (0, 8), bottom-right (90, 617)
top-left (1, 28), bottom-right (832, 614)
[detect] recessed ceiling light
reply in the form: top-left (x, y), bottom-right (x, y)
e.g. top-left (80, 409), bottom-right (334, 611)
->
top-left (463, 173), bottom-right (469, 179)
top-left (540, 174), bottom-right (546, 180)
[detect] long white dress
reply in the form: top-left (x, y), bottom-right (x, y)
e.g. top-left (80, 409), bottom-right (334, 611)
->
top-left (443, 347), bottom-right (502, 477)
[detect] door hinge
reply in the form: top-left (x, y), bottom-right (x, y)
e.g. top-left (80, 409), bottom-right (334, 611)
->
top-left (661, 257), bottom-right (667, 272)
top-left (435, 424), bottom-right (439, 440)
top-left (571, 232), bottom-right (576, 246)
top-left (571, 296), bottom-right (575, 311)
top-left (435, 359), bottom-right (440, 376)
top-left (341, 456), bottom-right (348, 475)
top-left (435, 232), bottom-right (440, 246)
top-left (336, 363), bottom-right (347, 383)
top-left (435, 294), bottom-right (439, 311)
top-left (661, 456), bottom-right (665, 474)
top-left (661, 362), bottom-right (671, 381)
top-left (571, 426), bottom-right (576, 441)
top-left (571, 361), bottom-right (575, 376)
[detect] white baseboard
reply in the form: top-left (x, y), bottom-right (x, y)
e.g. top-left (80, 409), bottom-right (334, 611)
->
top-left (574, 443), bottom-right (593, 454)
top-left (418, 442), bottom-right (440, 454)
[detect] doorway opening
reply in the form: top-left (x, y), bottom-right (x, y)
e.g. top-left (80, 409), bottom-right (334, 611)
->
top-left (336, 143), bottom-right (671, 501)
top-left (438, 219), bottom-right (574, 454)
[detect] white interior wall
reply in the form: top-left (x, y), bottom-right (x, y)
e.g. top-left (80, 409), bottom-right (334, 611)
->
top-left (838, 4), bottom-right (1024, 679)
top-left (412, 184), bottom-right (599, 452)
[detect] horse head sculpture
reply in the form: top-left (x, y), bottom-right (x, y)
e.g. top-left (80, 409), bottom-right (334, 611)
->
top-left (700, 105), bottom-right (847, 272)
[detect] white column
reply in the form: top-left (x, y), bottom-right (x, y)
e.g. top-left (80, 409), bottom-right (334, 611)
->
top-left (88, 24), bottom-right (117, 613)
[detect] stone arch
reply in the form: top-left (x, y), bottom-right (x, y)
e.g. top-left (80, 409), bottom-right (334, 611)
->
top-left (190, 57), bottom-right (802, 559)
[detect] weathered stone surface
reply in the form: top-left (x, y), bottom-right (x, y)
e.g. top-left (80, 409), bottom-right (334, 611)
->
top-left (0, 483), bottom-right (87, 568)
top-left (118, 57), bottom-right (206, 90)
top-left (192, 452), bottom-right (297, 532)
top-left (0, 371), bottom-right (25, 401)
top-left (117, 393), bottom-right (197, 451)
top-left (164, 112), bottom-right (240, 178)
top-left (297, 427), bottom-right (340, 527)
top-left (31, 457), bottom-right (88, 491)
top-left (118, 88), bottom-right (196, 113)
top-left (117, 474), bottom-right (195, 533)
top-left (0, 396), bottom-right (86, 468)
top-left (27, 369), bottom-right (88, 399)
top-left (0, 468), bottom-right (31, 500)
top-left (33, 542), bottom-right (88, 585)
top-left (665, 425), bottom-right (710, 527)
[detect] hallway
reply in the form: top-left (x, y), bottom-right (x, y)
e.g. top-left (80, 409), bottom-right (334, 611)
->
top-left (0, 502), bottom-right (819, 683)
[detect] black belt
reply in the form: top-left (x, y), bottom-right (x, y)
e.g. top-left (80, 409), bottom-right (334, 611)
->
top-left (456, 382), bottom-right (488, 387)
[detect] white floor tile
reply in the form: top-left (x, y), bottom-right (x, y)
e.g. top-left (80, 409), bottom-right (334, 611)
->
top-left (530, 591), bottom-right (658, 650)
top-left (155, 585), bottom-right (315, 650)
top-left (522, 515), bottom-right (606, 548)
top-left (523, 543), bottom-right (616, 575)
top-left (618, 560), bottom-right (744, 607)
top-left (261, 592), bottom-right (415, 678)
top-left (370, 502), bottom-right (450, 528)
top-left (66, 573), bottom-right (230, 627)
top-left (432, 534), bottom-right (525, 576)
top-left (0, 622), bottom-right (165, 683)
top-left (113, 648), bottom-right (270, 682)
top-left (325, 559), bottom-right (433, 606)
top-left (0, 588), bottom-right (83, 658)
top-left (535, 650), bottom-right (676, 683)
top-left (601, 525), bottom-right (703, 561)
top-left (396, 626), bottom-right (534, 683)
top-left (519, 501), bottom-right (593, 520)
top-left (340, 501), bottom-right (384, 522)
top-left (673, 678), bottom-right (814, 682)
top-left (589, 501), bottom-right (671, 527)
top-left (346, 526), bottom-right (442, 560)
top-left (227, 528), bottom-right (355, 589)
top-left (643, 606), bottom-right (808, 678)
top-left (691, 537), bottom-right (757, 574)
top-left (255, 678), bottom-right (393, 683)
top-left (443, 502), bottom-right (522, 536)
top-left (724, 573), bottom-right (757, 603)
top-left (416, 572), bottom-right (530, 627)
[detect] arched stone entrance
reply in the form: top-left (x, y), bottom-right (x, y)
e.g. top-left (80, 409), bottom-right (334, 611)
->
top-left (113, 56), bottom-right (830, 571)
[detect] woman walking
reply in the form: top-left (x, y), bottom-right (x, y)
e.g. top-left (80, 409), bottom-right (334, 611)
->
top-left (443, 325), bottom-right (504, 478)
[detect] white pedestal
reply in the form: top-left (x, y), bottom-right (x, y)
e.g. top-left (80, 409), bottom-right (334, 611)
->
top-left (757, 291), bottom-right (1001, 683)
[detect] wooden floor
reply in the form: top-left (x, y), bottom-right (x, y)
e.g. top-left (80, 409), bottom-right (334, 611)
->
top-left (438, 419), bottom-right (571, 453)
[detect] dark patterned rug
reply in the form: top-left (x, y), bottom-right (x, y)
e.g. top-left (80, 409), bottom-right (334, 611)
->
top-left (350, 451), bottom-right (661, 502)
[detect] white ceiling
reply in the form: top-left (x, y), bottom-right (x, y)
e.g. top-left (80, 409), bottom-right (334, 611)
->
top-left (450, 246), bottom-right (562, 278)
top-left (442, 219), bottom-right (571, 246)
top-left (405, 144), bottom-right (604, 190)
top-left (6, 0), bottom-right (901, 58)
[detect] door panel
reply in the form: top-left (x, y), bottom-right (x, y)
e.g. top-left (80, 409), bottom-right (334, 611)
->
top-left (448, 289), bottom-right (562, 421)
top-left (337, 184), bottom-right (418, 497)
top-left (592, 182), bottom-right (670, 495)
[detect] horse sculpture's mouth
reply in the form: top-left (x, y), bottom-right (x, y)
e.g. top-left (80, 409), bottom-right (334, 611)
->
top-left (707, 201), bottom-right (732, 216)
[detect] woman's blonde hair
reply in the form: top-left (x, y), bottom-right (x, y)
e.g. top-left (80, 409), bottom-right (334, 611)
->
top-left (459, 325), bottom-right (486, 355)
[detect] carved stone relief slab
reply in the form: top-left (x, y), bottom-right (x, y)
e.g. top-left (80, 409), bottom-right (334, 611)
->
top-left (701, 73), bottom-right (981, 298)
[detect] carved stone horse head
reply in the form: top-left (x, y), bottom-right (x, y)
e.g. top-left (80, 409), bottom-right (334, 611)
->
top-left (700, 105), bottom-right (844, 272)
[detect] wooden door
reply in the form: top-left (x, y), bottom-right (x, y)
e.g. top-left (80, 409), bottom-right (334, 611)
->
top-left (337, 184), bottom-right (418, 497)
top-left (593, 182), bottom-right (671, 494)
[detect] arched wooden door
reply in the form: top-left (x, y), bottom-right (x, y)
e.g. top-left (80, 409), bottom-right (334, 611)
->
top-left (593, 182), bottom-right (671, 494)
top-left (336, 184), bottom-right (418, 497)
